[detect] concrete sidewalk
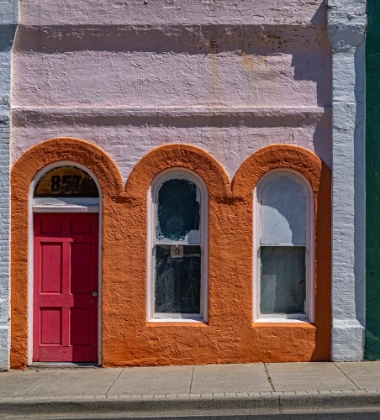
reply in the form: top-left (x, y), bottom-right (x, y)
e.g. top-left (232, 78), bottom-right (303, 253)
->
top-left (1, 362), bottom-right (380, 416)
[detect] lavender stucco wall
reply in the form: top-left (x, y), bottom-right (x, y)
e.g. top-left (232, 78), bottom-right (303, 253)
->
top-left (12, 0), bottom-right (331, 181)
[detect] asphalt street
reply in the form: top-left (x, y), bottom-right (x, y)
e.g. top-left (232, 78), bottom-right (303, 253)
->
top-left (3, 411), bottom-right (380, 420)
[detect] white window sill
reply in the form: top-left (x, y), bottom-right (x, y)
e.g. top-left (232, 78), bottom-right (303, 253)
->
top-left (148, 318), bottom-right (206, 323)
top-left (254, 318), bottom-right (312, 324)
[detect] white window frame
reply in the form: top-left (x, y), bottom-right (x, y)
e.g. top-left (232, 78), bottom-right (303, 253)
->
top-left (147, 168), bottom-right (208, 322)
top-left (253, 169), bottom-right (315, 323)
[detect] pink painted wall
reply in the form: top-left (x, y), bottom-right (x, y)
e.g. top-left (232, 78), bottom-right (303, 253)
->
top-left (12, 0), bottom-right (331, 178)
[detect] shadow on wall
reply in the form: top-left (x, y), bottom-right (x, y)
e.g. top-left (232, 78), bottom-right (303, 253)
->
top-left (291, 0), bottom-right (330, 106)
top-left (0, 22), bottom-right (18, 109)
top-left (290, 0), bottom-right (332, 168)
top-left (0, 24), bottom-right (18, 53)
top-left (353, 43), bottom-right (366, 329)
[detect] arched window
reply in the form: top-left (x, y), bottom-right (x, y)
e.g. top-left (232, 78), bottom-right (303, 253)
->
top-left (148, 169), bottom-right (208, 321)
top-left (254, 170), bottom-right (314, 322)
top-left (33, 164), bottom-right (100, 212)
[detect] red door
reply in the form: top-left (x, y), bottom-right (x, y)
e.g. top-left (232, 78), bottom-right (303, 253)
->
top-left (33, 213), bottom-right (99, 362)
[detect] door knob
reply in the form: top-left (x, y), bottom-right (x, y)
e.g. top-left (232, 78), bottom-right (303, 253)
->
top-left (92, 291), bottom-right (98, 297)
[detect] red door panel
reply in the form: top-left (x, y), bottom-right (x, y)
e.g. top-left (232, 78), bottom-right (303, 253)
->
top-left (33, 213), bottom-right (98, 363)
top-left (40, 309), bottom-right (62, 344)
top-left (40, 243), bottom-right (63, 293)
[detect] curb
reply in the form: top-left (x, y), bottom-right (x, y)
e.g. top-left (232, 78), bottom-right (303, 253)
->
top-left (1, 393), bottom-right (380, 415)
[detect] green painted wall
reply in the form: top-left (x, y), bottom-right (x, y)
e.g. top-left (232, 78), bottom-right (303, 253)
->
top-left (366, 0), bottom-right (380, 360)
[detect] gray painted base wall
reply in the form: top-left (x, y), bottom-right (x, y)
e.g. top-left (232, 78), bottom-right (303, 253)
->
top-left (328, 0), bottom-right (366, 361)
top-left (0, 0), bottom-right (18, 371)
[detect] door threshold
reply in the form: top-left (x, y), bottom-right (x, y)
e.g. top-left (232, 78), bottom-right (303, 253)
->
top-left (29, 362), bottom-right (100, 369)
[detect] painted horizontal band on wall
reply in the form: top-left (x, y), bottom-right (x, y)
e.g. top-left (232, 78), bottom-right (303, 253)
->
top-left (13, 106), bottom-right (329, 128)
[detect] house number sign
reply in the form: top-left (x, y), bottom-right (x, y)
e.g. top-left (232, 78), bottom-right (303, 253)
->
top-left (34, 166), bottom-right (99, 198)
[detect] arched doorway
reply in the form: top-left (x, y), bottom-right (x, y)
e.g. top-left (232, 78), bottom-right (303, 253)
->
top-left (32, 163), bottom-right (100, 363)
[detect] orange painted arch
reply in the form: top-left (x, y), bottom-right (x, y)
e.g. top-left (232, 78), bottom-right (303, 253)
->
top-left (11, 140), bottom-right (331, 368)
top-left (232, 145), bottom-right (332, 361)
top-left (11, 138), bottom-right (123, 369)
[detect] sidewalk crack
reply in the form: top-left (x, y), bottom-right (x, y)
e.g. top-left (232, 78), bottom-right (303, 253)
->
top-left (333, 362), bottom-right (360, 390)
top-left (264, 363), bottom-right (275, 392)
top-left (24, 369), bottom-right (58, 397)
top-left (105, 368), bottom-right (124, 396)
top-left (189, 365), bottom-right (195, 394)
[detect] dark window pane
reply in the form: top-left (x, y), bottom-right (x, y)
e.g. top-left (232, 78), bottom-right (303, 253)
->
top-left (260, 246), bottom-right (306, 314)
top-left (155, 245), bottom-right (201, 314)
top-left (157, 179), bottom-right (200, 241)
